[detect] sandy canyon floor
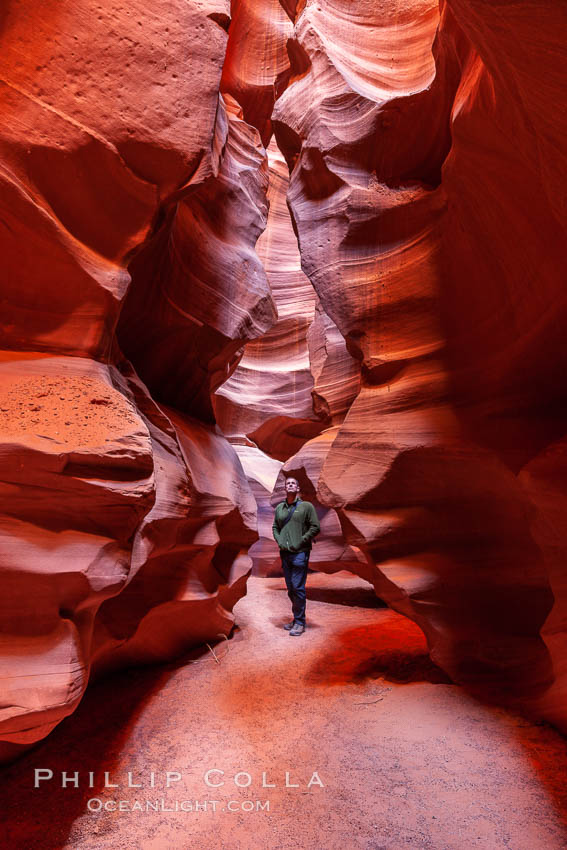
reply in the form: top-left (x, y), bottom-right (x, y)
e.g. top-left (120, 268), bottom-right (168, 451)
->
top-left (2, 572), bottom-right (567, 849)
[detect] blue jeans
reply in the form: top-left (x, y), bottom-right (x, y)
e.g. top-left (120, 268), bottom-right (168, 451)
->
top-left (281, 550), bottom-right (310, 626)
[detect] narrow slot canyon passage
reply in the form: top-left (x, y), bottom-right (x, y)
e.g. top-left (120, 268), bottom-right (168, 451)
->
top-left (1, 1), bottom-right (567, 848)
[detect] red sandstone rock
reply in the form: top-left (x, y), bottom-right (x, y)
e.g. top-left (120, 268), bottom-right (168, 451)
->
top-left (436, 0), bottom-right (567, 723)
top-left (213, 136), bottom-right (359, 575)
top-left (0, 0), bottom-right (267, 761)
top-left (519, 441), bottom-right (567, 730)
top-left (0, 351), bottom-right (258, 762)
top-left (271, 0), bottom-right (567, 725)
top-left (221, 0), bottom-right (293, 143)
top-left (214, 138), bottom-right (358, 454)
top-left (0, 353), bottom-right (154, 760)
top-left (213, 139), bottom-right (325, 457)
top-left (118, 94), bottom-right (277, 422)
top-left (1, 0), bottom-right (566, 759)
top-left (0, 0), bottom-right (230, 358)
top-left (307, 300), bottom-right (361, 424)
top-left (90, 363), bottom-right (257, 676)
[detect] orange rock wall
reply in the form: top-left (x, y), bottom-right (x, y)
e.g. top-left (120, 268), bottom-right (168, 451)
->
top-left (213, 135), bottom-right (360, 575)
top-left (1, 0), bottom-right (566, 759)
top-left (0, 0), bottom-right (267, 760)
top-left (271, 0), bottom-right (567, 726)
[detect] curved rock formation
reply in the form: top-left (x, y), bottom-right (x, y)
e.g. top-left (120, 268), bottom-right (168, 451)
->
top-left (89, 359), bottom-right (257, 679)
top-left (214, 139), bottom-right (322, 457)
top-left (213, 137), bottom-right (359, 573)
top-left (118, 94), bottom-right (277, 423)
top-left (1, 0), bottom-right (566, 757)
top-left (0, 353), bottom-right (154, 761)
top-left (520, 441), bottom-right (567, 730)
top-left (270, 0), bottom-right (567, 725)
top-left (0, 0), bottom-right (267, 760)
top-left (0, 0), bottom-right (230, 358)
top-left (220, 0), bottom-right (293, 144)
top-left (0, 348), bottom-right (257, 763)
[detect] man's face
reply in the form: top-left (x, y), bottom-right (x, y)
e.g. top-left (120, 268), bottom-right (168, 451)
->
top-left (285, 477), bottom-right (300, 497)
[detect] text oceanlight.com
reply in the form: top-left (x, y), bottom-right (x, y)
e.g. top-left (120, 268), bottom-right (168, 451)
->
top-left (87, 799), bottom-right (270, 813)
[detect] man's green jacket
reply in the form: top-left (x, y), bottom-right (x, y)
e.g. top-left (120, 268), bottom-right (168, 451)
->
top-left (272, 498), bottom-right (320, 552)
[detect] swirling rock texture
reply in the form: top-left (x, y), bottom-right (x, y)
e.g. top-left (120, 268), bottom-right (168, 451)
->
top-left (1, 0), bottom-right (566, 761)
top-left (0, 354), bottom-right (154, 761)
top-left (270, 0), bottom-right (567, 729)
top-left (0, 0), bottom-right (268, 761)
top-left (117, 92), bottom-right (277, 422)
top-left (220, 0), bottom-right (293, 144)
top-left (213, 139), bottom-right (321, 458)
top-left (0, 353), bottom-right (256, 762)
top-left (0, 0), bottom-right (232, 359)
top-left (213, 137), bottom-right (359, 573)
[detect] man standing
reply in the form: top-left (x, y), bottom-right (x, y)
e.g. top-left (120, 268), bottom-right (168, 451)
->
top-left (272, 477), bottom-right (320, 636)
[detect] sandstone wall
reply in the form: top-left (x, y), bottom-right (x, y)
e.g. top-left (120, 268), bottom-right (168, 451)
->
top-left (1, 0), bottom-right (566, 756)
top-left (271, 0), bottom-right (567, 725)
top-left (0, 0), bottom-right (269, 760)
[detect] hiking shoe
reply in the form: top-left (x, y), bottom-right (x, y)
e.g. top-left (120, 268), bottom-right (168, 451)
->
top-left (289, 623), bottom-right (305, 636)
top-left (283, 621), bottom-right (294, 630)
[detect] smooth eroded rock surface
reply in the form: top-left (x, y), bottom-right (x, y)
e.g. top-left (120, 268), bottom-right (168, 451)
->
top-left (0, 350), bottom-right (258, 762)
top-left (1, 0), bottom-right (566, 757)
top-left (269, 0), bottom-right (567, 724)
top-left (0, 0), bottom-right (267, 760)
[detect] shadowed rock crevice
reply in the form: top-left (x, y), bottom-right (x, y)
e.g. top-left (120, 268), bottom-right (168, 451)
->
top-left (0, 0), bottom-right (566, 765)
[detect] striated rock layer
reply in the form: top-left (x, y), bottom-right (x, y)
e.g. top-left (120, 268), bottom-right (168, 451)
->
top-left (213, 136), bottom-right (359, 573)
top-left (1, 0), bottom-right (566, 756)
top-left (0, 349), bottom-right (256, 763)
top-left (118, 93), bottom-right (277, 423)
top-left (220, 0), bottom-right (294, 144)
top-left (0, 0), bottom-right (270, 760)
top-left (213, 138), bottom-right (322, 458)
top-left (0, 0), bottom-right (231, 358)
top-left (270, 0), bottom-right (567, 728)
